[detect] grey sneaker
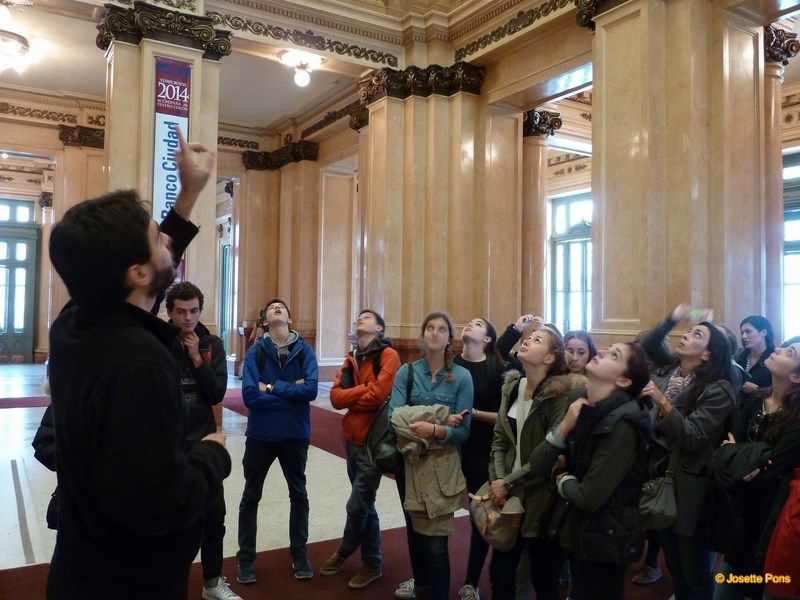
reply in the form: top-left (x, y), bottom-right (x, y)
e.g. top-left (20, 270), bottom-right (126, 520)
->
top-left (236, 563), bottom-right (256, 584)
top-left (293, 557), bottom-right (313, 580)
top-left (202, 577), bottom-right (243, 600)
top-left (631, 565), bottom-right (662, 585)
top-left (458, 584), bottom-right (480, 600)
top-left (395, 578), bottom-right (415, 599)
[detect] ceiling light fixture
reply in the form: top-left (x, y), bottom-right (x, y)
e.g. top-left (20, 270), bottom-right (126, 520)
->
top-left (278, 49), bottom-right (322, 88)
top-left (0, 0), bottom-right (33, 75)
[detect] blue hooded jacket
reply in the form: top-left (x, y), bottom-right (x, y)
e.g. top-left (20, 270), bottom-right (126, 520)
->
top-left (241, 332), bottom-right (319, 442)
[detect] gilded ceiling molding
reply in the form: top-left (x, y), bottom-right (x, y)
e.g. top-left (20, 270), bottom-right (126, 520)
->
top-left (301, 99), bottom-right (362, 138)
top-left (0, 102), bottom-right (78, 124)
top-left (349, 105), bottom-right (369, 130)
top-left (206, 0), bottom-right (403, 46)
top-left (97, 2), bottom-right (233, 60)
top-left (218, 136), bottom-right (259, 149)
top-left (87, 114), bottom-right (106, 127)
top-left (59, 125), bottom-right (106, 149)
top-left (765, 25), bottom-right (800, 66)
top-left (357, 61), bottom-right (485, 105)
top-left (115, 0), bottom-right (198, 13)
top-left (242, 140), bottom-right (319, 170)
top-left (454, 0), bottom-right (571, 61)
top-left (38, 192), bottom-right (54, 208)
top-left (576, 0), bottom-right (605, 30)
top-left (206, 10), bottom-right (399, 67)
top-left (523, 109), bottom-right (562, 137)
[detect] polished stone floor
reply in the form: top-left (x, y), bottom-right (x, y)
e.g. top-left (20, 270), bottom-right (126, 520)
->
top-left (0, 364), bottom-right (422, 570)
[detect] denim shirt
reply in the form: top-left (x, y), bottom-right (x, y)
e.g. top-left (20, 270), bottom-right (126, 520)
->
top-left (388, 359), bottom-right (474, 445)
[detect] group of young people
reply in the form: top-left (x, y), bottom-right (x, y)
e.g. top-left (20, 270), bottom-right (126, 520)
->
top-left (38, 127), bottom-right (799, 600)
top-left (296, 305), bottom-right (800, 600)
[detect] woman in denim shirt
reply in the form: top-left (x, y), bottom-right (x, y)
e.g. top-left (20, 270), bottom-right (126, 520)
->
top-left (389, 311), bottom-right (474, 600)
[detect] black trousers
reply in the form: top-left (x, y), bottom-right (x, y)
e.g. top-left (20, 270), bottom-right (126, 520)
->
top-left (462, 459), bottom-right (490, 588)
top-left (489, 534), bottom-right (561, 600)
top-left (201, 489), bottom-right (226, 581)
top-left (569, 555), bottom-right (626, 600)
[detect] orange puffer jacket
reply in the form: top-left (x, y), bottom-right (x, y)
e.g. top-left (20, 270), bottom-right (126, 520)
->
top-left (330, 338), bottom-right (401, 445)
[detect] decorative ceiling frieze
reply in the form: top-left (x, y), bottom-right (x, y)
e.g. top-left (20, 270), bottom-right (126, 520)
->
top-left (242, 139), bottom-right (319, 170)
top-left (97, 2), bottom-right (233, 60)
top-left (575, 0), bottom-right (605, 30)
top-left (765, 25), bottom-right (800, 66)
top-left (218, 136), bottom-right (259, 149)
top-left (206, 10), bottom-right (399, 67)
top-left (59, 125), bottom-right (105, 149)
top-left (0, 101), bottom-right (78, 124)
top-left (301, 99), bottom-right (362, 138)
top-left (454, 0), bottom-right (571, 61)
top-left (116, 0), bottom-right (198, 13)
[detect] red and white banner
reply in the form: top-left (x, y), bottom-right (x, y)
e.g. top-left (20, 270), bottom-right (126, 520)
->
top-left (152, 56), bottom-right (191, 220)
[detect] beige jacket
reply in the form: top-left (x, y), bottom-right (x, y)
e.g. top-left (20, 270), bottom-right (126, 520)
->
top-left (391, 404), bottom-right (466, 536)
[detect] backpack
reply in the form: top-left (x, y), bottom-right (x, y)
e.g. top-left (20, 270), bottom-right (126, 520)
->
top-left (365, 362), bottom-right (413, 474)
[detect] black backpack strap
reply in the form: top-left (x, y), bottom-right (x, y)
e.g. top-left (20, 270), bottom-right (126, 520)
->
top-left (406, 362), bottom-right (414, 404)
top-left (372, 350), bottom-right (383, 380)
top-left (256, 343), bottom-right (265, 375)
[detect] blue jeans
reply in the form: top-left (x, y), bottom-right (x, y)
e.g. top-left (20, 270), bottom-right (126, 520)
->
top-left (237, 437), bottom-right (309, 564)
top-left (660, 529), bottom-right (714, 600)
top-left (337, 440), bottom-right (382, 567)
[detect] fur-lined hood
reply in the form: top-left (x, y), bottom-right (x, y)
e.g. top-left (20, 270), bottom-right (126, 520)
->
top-left (501, 369), bottom-right (587, 399)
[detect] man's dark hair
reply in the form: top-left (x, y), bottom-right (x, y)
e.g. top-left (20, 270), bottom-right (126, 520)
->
top-left (359, 309), bottom-right (385, 331)
top-left (50, 190), bottom-right (151, 306)
top-left (263, 298), bottom-right (291, 320)
top-left (166, 282), bottom-right (204, 312)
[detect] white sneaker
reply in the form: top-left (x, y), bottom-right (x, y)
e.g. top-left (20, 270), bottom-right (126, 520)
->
top-left (458, 584), bottom-right (480, 600)
top-left (631, 565), bottom-right (663, 585)
top-left (395, 577), bottom-right (415, 599)
top-left (202, 577), bottom-right (243, 600)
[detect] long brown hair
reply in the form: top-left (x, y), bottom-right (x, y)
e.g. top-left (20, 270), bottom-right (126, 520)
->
top-left (420, 311), bottom-right (456, 382)
top-left (760, 336), bottom-right (800, 445)
top-left (538, 324), bottom-right (567, 376)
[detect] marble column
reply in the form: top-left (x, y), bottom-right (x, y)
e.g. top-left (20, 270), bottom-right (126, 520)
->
top-left (764, 26), bottom-right (800, 340)
top-left (522, 109), bottom-right (562, 317)
top-left (97, 1), bottom-right (231, 330)
top-left (589, 0), bottom-right (777, 342)
top-left (35, 191), bottom-right (54, 362)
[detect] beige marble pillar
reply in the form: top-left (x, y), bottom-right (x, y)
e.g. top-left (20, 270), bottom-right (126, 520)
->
top-left (98, 2), bottom-right (230, 331)
top-left (35, 192), bottom-right (54, 362)
top-left (362, 96), bottom-right (407, 333)
top-left (522, 135), bottom-right (549, 317)
top-left (765, 61), bottom-right (786, 340)
top-left (591, 0), bottom-right (771, 342)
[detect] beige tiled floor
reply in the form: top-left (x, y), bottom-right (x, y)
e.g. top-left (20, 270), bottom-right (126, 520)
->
top-left (0, 366), bottom-right (438, 571)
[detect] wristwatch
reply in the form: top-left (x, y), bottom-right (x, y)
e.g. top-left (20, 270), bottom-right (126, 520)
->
top-left (472, 408), bottom-right (481, 416)
top-left (265, 382), bottom-right (274, 394)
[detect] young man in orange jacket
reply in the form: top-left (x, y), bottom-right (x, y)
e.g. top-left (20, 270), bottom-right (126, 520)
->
top-left (320, 309), bottom-right (401, 589)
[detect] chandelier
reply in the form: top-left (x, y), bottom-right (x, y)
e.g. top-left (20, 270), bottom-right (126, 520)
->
top-left (0, 0), bottom-right (33, 75)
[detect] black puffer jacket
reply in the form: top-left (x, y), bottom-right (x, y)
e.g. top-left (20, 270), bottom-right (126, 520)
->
top-left (529, 391), bottom-right (651, 565)
top-left (171, 321), bottom-right (227, 443)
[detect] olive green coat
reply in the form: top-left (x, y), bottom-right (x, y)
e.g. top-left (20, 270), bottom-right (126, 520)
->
top-left (489, 370), bottom-right (587, 538)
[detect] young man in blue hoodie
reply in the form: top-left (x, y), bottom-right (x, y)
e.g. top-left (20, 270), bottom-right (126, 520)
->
top-left (236, 298), bottom-right (319, 584)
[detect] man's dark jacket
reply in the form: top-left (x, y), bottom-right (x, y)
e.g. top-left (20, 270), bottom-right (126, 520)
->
top-left (45, 210), bottom-right (230, 598)
top-left (172, 321), bottom-right (227, 442)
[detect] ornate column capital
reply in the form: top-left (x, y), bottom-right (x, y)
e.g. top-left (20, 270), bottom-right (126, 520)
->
top-left (96, 1), bottom-right (232, 60)
top-left (576, 0), bottom-right (606, 30)
top-left (349, 105), bottom-right (369, 131)
top-left (357, 61), bottom-right (485, 106)
top-left (59, 125), bottom-right (105, 149)
top-left (38, 192), bottom-right (53, 209)
top-left (765, 24), bottom-right (800, 66)
top-left (523, 109), bottom-right (563, 137)
top-left (242, 140), bottom-right (319, 171)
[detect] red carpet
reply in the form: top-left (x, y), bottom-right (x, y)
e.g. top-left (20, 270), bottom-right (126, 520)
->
top-left (0, 517), bottom-right (674, 599)
top-left (223, 388), bottom-right (347, 459)
top-left (0, 396), bottom-right (50, 408)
